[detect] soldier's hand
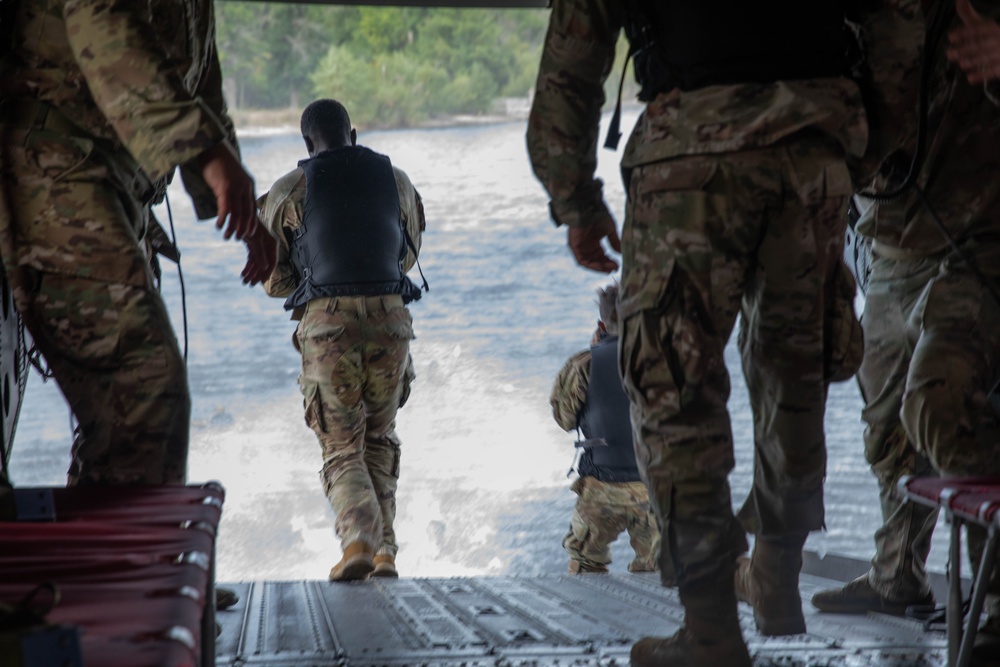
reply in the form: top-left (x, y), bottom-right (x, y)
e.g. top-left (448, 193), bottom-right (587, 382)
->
top-left (948, 0), bottom-right (1000, 84)
top-left (199, 142), bottom-right (258, 241)
top-left (241, 222), bottom-right (277, 286)
top-left (568, 214), bottom-right (621, 273)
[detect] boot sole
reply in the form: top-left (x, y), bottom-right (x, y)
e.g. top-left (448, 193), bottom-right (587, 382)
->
top-left (370, 567), bottom-right (399, 578)
top-left (329, 558), bottom-right (374, 582)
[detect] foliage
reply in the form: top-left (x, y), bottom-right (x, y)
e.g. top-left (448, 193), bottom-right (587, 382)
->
top-left (215, 3), bottom-right (550, 129)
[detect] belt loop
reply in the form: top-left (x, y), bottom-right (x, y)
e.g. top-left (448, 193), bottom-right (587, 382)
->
top-left (357, 297), bottom-right (367, 318)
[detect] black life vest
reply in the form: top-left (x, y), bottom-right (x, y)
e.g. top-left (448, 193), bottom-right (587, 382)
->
top-left (622, 0), bottom-right (850, 99)
top-left (577, 335), bottom-right (641, 484)
top-left (284, 146), bottom-right (421, 310)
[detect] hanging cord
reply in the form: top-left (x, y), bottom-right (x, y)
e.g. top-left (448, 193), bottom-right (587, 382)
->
top-left (857, 0), bottom-right (954, 202)
top-left (912, 184), bottom-right (1000, 309)
top-left (855, 0), bottom-right (1000, 308)
top-left (163, 191), bottom-right (189, 363)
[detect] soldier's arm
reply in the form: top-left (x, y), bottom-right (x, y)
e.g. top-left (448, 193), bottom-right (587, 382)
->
top-left (526, 0), bottom-right (623, 272)
top-left (526, 0), bottom-right (621, 226)
top-left (550, 349), bottom-right (591, 431)
top-left (63, 0), bottom-right (233, 182)
top-left (179, 29), bottom-right (242, 221)
top-left (394, 166), bottom-right (425, 273)
top-left (260, 172), bottom-right (304, 298)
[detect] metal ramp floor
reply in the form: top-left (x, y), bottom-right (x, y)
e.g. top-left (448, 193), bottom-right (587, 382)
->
top-left (215, 565), bottom-right (949, 666)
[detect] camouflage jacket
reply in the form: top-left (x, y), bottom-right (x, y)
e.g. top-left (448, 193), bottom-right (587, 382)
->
top-left (551, 348), bottom-right (591, 432)
top-left (853, 0), bottom-right (1000, 255)
top-left (0, 0), bottom-right (238, 218)
top-left (259, 160), bottom-right (426, 313)
top-left (526, 0), bottom-right (868, 229)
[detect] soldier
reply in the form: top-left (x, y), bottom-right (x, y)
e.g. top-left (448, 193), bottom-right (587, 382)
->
top-left (259, 99), bottom-right (426, 582)
top-left (0, 0), bottom-right (274, 486)
top-left (551, 283), bottom-right (659, 575)
top-left (527, 1), bottom-right (866, 664)
top-left (810, 1), bottom-right (1000, 661)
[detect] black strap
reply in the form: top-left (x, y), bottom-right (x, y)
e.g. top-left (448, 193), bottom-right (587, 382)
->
top-left (604, 46), bottom-right (635, 151)
top-left (403, 228), bottom-right (429, 293)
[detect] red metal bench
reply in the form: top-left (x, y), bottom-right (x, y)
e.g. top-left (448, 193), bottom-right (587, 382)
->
top-left (899, 475), bottom-right (1000, 667)
top-left (0, 483), bottom-right (224, 667)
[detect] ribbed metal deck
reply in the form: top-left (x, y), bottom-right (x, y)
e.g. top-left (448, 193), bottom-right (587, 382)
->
top-left (216, 560), bottom-right (949, 666)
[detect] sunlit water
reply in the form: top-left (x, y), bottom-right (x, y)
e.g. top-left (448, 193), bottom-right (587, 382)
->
top-left (8, 110), bottom-right (953, 582)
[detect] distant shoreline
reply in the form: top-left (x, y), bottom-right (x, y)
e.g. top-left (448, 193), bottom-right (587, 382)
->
top-left (231, 104), bottom-right (531, 138)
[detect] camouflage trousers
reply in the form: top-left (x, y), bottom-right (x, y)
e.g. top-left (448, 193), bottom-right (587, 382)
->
top-left (563, 476), bottom-right (659, 573)
top-left (0, 125), bottom-right (189, 485)
top-left (860, 248), bottom-right (1000, 602)
top-left (296, 295), bottom-right (414, 557)
top-left (617, 136), bottom-right (857, 589)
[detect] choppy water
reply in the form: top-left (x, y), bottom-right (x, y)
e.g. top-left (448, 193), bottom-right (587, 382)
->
top-left (7, 111), bottom-right (953, 582)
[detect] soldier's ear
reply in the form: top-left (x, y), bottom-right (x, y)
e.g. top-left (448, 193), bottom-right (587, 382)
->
top-left (303, 136), bottom-right (315, 156)
top-left (350, 128), bottom-right (357, 146)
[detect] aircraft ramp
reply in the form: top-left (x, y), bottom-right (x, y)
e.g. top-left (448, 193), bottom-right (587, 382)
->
top-left (216, 557), bottom-right (949, 666)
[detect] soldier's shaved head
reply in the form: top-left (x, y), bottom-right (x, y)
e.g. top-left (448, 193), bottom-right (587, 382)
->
top-left (301, 99), bottom-right (354, 154)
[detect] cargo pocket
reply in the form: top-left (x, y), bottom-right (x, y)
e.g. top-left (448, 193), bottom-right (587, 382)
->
top-left (382, 307), bottom-right (414, 342)
top-left (25, 131), bottom-right (96, 183)
top-left (619, 158), bottom-right (718, 319)
top-left (302, 381), bottom-right (327, 435)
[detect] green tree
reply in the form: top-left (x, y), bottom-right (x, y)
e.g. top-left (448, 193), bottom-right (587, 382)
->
top-left (217, 3), bottom-right (552, 128)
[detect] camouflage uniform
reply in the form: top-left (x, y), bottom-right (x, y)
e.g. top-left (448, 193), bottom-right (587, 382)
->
top-left (849, 0), bottom-right (1000, 605)
top-left (551, 348), bottom-right (659, 573)
top-left (0, 0), bottom-right (238, 484)
top-left (261, 164), bottom-right (424, 559)
top-left (528, 1), bottom-right (867, 649)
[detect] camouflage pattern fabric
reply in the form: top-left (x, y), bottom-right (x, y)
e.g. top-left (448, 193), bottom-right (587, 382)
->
top-left (526, 0), bottom-right (867, 233)
top-left (528, 0), bottom-right (868, 597)
top-left (297, 296), bottom-right (413, 557)
top-left (550, 349), bottom-right (591, 432)
top-left (551, 346), bottom-right (661, 572)
top-left (0, 0), bottom-right (237, 484)
top-left (260, 160), bottom-right (424, 558)
top-left (854, 0), bottom-right (1000, 255)
top-left (563, 476), bottom-right (658, 573)
top-left (618, 139), bottom-right (855, 586)
top-left (848, 0), bottom-right (1000, 602)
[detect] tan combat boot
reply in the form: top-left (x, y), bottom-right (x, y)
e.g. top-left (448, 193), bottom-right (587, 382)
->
top-left (329, 542), bottom-right (374, 582)
top-left (734, 533), bottom-right (807, 636)
top-left (568, 560), bottom-right (609, 574)
top-left (632, 573), bottom-right (752, 667)
top-left (371, 554), bottom-right (399, 578)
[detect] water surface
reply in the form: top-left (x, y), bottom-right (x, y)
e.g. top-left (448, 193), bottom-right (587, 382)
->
top-left (8, 112), bottom-right (953, 582)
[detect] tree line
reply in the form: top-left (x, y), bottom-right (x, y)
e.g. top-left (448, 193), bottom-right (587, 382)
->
top-left (214, 4), bottom-right (550, 129)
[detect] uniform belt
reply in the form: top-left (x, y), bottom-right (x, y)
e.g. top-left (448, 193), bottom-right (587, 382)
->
top-left (320, 294), bottom-right (403, 313)
top-left (0, 98), bottom-right (84, 135)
